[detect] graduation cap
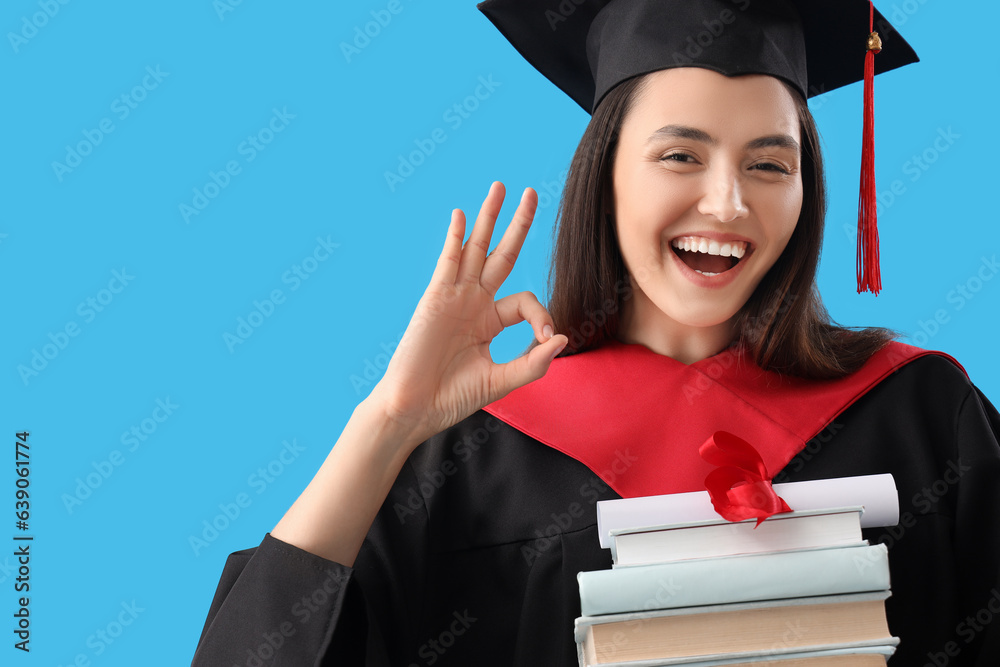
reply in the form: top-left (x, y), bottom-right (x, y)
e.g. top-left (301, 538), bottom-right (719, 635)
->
top-left (476, 0), bottom-right (920, 295)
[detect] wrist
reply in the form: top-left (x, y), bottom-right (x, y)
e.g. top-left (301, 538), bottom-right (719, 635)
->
top-left (352, 391), bottom-right (427, 462)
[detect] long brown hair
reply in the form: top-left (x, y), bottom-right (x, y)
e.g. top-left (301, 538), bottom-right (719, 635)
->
top-left (535, 72), bottom-right (894, 379)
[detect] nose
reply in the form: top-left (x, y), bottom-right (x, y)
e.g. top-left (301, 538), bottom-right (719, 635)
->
top-left (697, 165), bottom-right (749, 223)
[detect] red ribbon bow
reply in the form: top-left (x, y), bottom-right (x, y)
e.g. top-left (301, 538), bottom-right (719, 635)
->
top-left (699, 431), bottom-right (792, 527)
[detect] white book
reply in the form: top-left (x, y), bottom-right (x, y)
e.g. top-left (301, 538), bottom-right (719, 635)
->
top-left (597, 474), bottom-right (898, 550)
top-left (611, 506), bottom-right (863, 566)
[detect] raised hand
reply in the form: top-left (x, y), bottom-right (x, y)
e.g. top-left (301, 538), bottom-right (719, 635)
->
top-left (370, 181), bottom-right (568, 448)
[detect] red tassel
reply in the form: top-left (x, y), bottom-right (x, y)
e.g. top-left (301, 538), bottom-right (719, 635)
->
top-left (857, 1), bottom-right (881, 294)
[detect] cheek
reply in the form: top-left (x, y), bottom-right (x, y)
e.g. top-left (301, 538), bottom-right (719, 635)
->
top-left (784, 187), bottom-right (804, 240)
top-left (765, 184), bottom-right (804, 249)
top-left (615, 172), bottom-right (692, 238)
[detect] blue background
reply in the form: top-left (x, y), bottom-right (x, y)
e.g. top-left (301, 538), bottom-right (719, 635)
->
top-left (1, 0), bottom-right (997, 664)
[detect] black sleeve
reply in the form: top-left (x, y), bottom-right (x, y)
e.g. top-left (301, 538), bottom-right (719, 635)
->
top-left (951, 384), bottom-right (1000, 665)
top-left (190, 450), bottom-right (433, 666)
top-left (191, 533), bottom-right (362, 666)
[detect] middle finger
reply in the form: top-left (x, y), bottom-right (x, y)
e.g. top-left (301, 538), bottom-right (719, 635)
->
top-left (456, 181), bottom-right (505, 284)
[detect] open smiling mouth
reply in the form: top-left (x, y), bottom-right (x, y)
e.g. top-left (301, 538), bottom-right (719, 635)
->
top-left (670, 236), bottom-right (750, 277)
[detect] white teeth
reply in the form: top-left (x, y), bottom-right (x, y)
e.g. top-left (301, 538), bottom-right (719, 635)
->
top-left (671, 236), bottom-right (748, 258)
top-left (694, 270), bottom-right (720, 276)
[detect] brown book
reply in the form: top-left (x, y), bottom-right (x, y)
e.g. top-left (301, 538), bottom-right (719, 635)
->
top-left (607, 655), bottom-right (887, 667)
top-left (580, 594), bottom-right (894, 665)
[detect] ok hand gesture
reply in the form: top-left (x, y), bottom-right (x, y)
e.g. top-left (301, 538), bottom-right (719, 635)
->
top-left (370, 181), bottom-right (568, 449)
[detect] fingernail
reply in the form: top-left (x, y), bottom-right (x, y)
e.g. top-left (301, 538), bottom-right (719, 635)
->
top-left (549, 342), bottom-right (567, 361)
top-left (543, 324), bottom-right (553, 339)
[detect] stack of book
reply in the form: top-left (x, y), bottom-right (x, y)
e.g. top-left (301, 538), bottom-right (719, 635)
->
top-left (575, 474), bottom-right (901, 666)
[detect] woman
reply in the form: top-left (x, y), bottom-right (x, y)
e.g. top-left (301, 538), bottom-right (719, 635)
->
top-left (192, 1), bottom-right (1000, 665)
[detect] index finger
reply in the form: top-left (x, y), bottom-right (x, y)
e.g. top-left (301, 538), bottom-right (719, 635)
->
top-left (479, 187), bottom-right (537, 294)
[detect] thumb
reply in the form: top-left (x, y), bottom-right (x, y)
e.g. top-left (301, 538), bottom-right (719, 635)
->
top-left (491, 334), bottom-right (568, 401)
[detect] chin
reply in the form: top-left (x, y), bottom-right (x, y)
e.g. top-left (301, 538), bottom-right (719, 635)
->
top-left (649, 293), bottom-right (743, 331)
top-left (674, 311), bottom-right (738, 330)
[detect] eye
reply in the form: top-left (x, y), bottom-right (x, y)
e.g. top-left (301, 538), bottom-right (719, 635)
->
top-left (751, 162), bottom-right (791, 175)
top-left (659, 152), bottom-right (697, 164)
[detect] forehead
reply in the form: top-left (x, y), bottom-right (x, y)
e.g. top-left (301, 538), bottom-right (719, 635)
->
top-left (624, 68), bottom-right (801, 142)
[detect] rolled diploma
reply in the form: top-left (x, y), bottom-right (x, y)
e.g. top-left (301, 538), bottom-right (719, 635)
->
top-left (596, 473), bottom-right (899, 549)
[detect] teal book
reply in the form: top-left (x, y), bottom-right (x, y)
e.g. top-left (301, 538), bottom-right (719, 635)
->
top-left (578, 543), bottom-right (889, 616)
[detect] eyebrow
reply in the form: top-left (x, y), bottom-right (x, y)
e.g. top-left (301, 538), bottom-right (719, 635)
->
top-left (645, 124), bottom-right (800, 153)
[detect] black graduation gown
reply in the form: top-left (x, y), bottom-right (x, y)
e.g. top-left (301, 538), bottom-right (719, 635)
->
top-left (191, 354), bottom-right (1000, 666)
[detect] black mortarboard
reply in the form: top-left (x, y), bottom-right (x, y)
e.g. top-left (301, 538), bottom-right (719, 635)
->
top-left (477, 0), bottom-right (920, 294)
top-left (476, 0), bottom-right (917, 114)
